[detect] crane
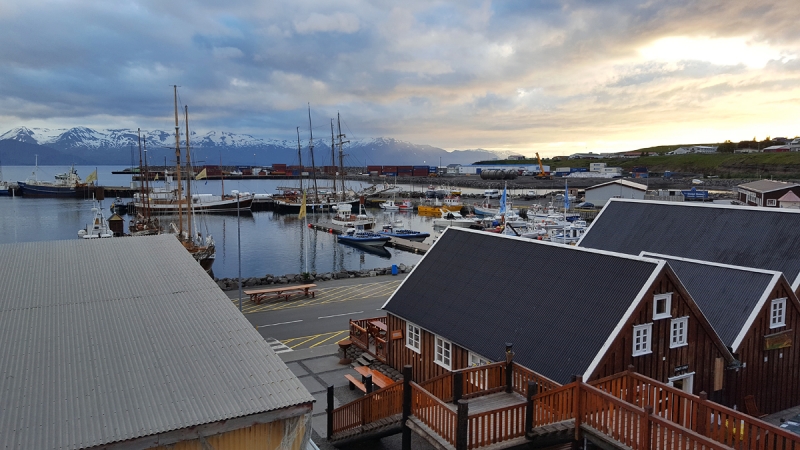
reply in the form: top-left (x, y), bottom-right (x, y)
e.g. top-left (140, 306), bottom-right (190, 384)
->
top-left (534, 152), bottom-right (550, 179)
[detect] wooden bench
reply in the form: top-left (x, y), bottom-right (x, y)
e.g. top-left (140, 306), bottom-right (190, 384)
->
top-left (345, 374), bottom-right (367, 392)
top-left (352, 366), bottom-right (395, 390)
top-left (244, 284), bottom-right (317, 304)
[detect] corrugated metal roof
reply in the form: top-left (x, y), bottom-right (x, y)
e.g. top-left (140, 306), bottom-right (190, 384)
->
top-left (642, 253), bottom-right (777, 346)
top-left (579, 199), bottom-right (800, 289)
top-left (585, 179), bottom-right (648, 191)
top-left (738, 179), bottom-right (799, 193)
top-left (383, 228), bottom-right (660, 385)
top-left (0, 235), bottom-right (313, 450)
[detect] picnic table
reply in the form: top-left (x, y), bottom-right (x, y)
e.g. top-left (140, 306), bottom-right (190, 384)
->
top-left (368, 320), bottom-right (388, 337)
top-left (243, 284), bottom-right (317, 304)
top-left (345, 366), bottom-right (396, 392)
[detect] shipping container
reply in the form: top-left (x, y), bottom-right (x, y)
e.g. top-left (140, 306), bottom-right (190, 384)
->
top-left (383, 172), bottom-right (397, 177)
top-left (273, 163), bottom-right (287, 169)
top-left (271, 171), bottom-right (286, 176)
top-left (383, 166), bottom-right (398, 173)
top-left (413, 165), bottom-right (428, 170)
top-left (555, 167), bottom-right (570, 172)
top-left (398, 166), bottom-right (413, 171)
top-left (412, 169), bottom-right (428, 177)
top-left (589, 163), bottom-right (606, 172)
top-left (367, 165), bottom-right (382, 173)
top-left (429, 167), bottom-right (438, 173)
top-left (570, 168), bottom-right (588, 172)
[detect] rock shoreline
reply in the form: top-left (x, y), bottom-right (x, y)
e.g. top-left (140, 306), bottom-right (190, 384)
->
top-left (214, 263), bottom-right (415, 291)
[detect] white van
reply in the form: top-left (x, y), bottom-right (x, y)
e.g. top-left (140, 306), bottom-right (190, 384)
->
top-left (484, 189), bottom-right (500, 199)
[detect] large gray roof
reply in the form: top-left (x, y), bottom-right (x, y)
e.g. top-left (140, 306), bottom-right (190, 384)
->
top-left (578, 199), bottom-right (800, 290)
top-left (383, 228), bottom-right (662, 384)
top-left (0, 235), bottom-right (313, 450)
top-left (641, 253), bottom-right (780, 350)
top-left (737, 179), bottom-right (800, 193)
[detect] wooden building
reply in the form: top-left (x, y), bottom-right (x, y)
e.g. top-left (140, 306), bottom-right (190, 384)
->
top-left (737, 179), bottom-right (800, 207)
top-left (381, 228), bottom-right (734, 397)
top-left (641, 253), bottom-right (800, 415)
top-left (0, 236), bottom-right (314, 450)
top-left (584, 179), bottom-right (647, 206)
top-left (578, 199), bottom-right (800, 297)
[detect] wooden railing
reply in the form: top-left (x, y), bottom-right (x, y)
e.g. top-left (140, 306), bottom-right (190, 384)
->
top-left (376, 335), bottom-right (388, 361)
top-left (330, 382), bottom-right (403, 434)
top-left (590, 371), bottom-right (800, 450)
top-left (349, 320), bottom-right (369, 350)
top-left (531, 382), bottom-right (576, 427)
top-left (411, 382), bottom-right (459, 447)
top-left (513, 364), bottom-right (560, 395)
top-left (461, 362), bottom-right (505, 399)
top-left (418, 372), bottom-right (454, 403)
top-left (467, 402), bottom-right (527, 449)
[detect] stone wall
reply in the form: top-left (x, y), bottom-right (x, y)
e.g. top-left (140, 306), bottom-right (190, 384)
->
top-left (214, 263), bottom-right (415, 291)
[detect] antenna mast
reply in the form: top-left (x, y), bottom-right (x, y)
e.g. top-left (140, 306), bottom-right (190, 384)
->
top-left (173, 85), bottom-right (183, 237)
top-left (308, 104), bottom-right (319, 203)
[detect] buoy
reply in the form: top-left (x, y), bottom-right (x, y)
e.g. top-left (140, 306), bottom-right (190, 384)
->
top-left (329, 229), bottom-right (333, 233)
top-left (307, 223), bottom-right (312, 228)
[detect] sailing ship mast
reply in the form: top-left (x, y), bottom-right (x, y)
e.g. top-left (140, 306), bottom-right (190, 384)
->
top-left (336, 113), bottom-right (349, 202)
top-left (296, 127), bottom-right (304, 193)
top-left (184, 105), bottom-right (193, 239)
top-left (308, 104), bottom-right (319, 203)
top-left (173, 85), bottom-right (184, 237)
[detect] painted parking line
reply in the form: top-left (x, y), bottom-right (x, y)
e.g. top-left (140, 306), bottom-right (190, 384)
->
top-left (281, 330), bottom-right (349, 350)
top-left (232, 279), bottom-right (402, 314)
top-left (264, 337), bottom-right (293, 354)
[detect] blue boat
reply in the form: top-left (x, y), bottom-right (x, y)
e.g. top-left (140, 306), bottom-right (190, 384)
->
top-left (338, 228), bottom-right (391, 247)
top-left (17, 165), bottom-right (91, 198)
top-left (378, 224), bottom-right (430, 242)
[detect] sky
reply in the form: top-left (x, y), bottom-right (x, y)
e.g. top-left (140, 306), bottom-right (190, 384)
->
top-left (0, 0), bottom-right (798, 157)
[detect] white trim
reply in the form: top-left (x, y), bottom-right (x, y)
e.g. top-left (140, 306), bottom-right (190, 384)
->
top-left (670, 317), bottom-right (689, 348)
top-left (584, 179), bottom-right (648, 192)
top-left (668, 371), bottom-right (695, 394)
top-left (468, 352), bottom-right (492, 367)
top-left (770, 297), bottom-right (787, 329)
top-left (731, 273), bottom-right (782, 352)
top-left (633, 323), bottom-right (653, 356)
top-left (653, 293), bottom-right (673, 320)
top-left (405, 322), bottom-right (421, 354)
top-left (639, 251), bottom-right (784, 276)
top-left (434, 335), bottom-right (453, 370)
top-left (767, 199), bottom-right (777, 207)
top-left (583, 260), bottom-right (666, 379)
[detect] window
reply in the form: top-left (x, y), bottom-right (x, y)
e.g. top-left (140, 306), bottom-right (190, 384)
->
top-left (406, 322), bottom-right (421, 353)
top-left (633, 323), bottom-right (652, 356)
top-left (767, 199), bottom-right (777, 206)
top-left (770, 298), bottom-right (787, 329)
top-left (468, 352), bottom-right (491, 367)
top-left (653, 293), bottom-right (672, 320)
top-left (670, 317), bottom-right (688, 348)
top-left (435, 336), bottom-right (452, 369)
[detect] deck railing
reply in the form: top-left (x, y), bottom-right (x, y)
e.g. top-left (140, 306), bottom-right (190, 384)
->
top-left (349, 320), bottom-right (369, 351)
top-left (348, 316), bottom-right (388, 362)
top-left (531, 382), bottom-right (576, 427)
top-left (513, 364), bottom-right (560, 395)
top-left (376, 335), bottom-right (388, 361)
top-left (590, 371), bottom-right (800, 450)
top-left (411, 381), bottom-right (459, 447)
top-left (418, 371), bottom-right (454, 403)
top-left (461, 362), bottom-right (506, 399)
top-left (330, 381), bottom-right (403, 434)
top-left (467, 402), bottom-right (527, 449)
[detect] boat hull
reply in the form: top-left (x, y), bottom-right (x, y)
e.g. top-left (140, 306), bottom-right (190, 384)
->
top-left (132, 197), bottom-right (253, 214)
top-left (379, 232), bottom-right (430, 242)
top-left (18, 182), bottom-right (88, 198)
top-left (337, 236), bottom-right (390, 247)
top-left (274, 199), bottom-right (359, 214)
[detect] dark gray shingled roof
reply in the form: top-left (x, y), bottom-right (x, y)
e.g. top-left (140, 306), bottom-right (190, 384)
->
top-left (383, 228), bottom-right (662, 385)
top-left (0, 235), bottom-right (313, 450)
top-left (641, 252), bottom-right (780, 350)
top-left (578, 199), bottom-right (800, 290)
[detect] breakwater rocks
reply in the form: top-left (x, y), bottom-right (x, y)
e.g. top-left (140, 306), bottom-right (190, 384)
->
top-left (214, 264), bottom-right (415, 291)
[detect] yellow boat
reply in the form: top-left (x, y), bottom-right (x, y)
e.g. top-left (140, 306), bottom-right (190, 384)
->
top-left (417, 196), bottom-right (463, 217)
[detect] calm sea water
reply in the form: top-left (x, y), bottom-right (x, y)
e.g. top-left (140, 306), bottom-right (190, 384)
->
top-left (0, 165), bottom-right (446, 279)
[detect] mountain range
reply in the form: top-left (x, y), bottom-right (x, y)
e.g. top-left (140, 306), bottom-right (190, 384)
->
top-left (0, 127), bottom-right (505, 167)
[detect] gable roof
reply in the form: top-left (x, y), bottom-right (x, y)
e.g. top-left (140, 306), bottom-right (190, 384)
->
top-left (0, 235), bottom-right (313, 450)
top-left (640, 252), bottom-right (780, 351)
top-left (578, 199), bottom-right (800, 291)
top-left (738, 179), bottom-right (800, 193)
top-left (779, 191), bottom-right (800, 202)
top-left (382, 228), bottom-right (663, 384)
top-left (585, 179), bottom-right (648, 192)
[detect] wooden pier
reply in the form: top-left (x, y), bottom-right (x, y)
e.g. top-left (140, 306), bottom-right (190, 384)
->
top-left (308, 222), bottom-right (430, 254)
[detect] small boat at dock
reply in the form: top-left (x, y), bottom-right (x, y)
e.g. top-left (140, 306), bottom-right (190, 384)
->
top-left (78, 202), bottom-right (113, 239)
top-left (378, 224), bottom-right (430, 242)
top-left (338, 227), bottom-right (391, 247)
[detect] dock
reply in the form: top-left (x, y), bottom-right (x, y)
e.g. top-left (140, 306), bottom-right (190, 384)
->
top-left (308, 222), bottom-right (430, 254)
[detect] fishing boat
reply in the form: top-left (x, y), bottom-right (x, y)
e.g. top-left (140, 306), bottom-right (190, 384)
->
top-left (380, 198), bottom-right (400, 211)
top-left (77, 202), bottom-right (113, 239)
top-left (132, 174), bottom-right (253, 214)
top-left (417, 196), bottom-right (462, 216)
top-left (432, 210), bottom-right (479, 228)
top-left (331, 203), bottom-right (376, 229)
top-left (338, 227), bottom-right (390, 247)
top-left (397, 199), bottom-right (414, 211)
top-left (17, 161), bottom-right (94, 198)
top-left (549, 220), bottom-right (588, 245)
top-left (378, 223), bottom-right (430, 242)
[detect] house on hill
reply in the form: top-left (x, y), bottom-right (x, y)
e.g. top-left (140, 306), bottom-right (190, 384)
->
top-left (737, 179), bottom-right (800, 207)
top-left (0, 235), bottom-right (314, 450)
top-left (578, 199), bottom-right (800, 296)
top-left (381, 228), bottom-right (733, 397)
top-left (641, 253), bottom-right (800, 415)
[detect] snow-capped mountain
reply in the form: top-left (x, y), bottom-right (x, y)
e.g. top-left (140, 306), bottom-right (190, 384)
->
top-left (0, 126), bottom-right (503, 165)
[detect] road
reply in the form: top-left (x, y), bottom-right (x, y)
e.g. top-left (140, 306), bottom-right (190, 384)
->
top-left (224, 274), bottom-right (405, 353)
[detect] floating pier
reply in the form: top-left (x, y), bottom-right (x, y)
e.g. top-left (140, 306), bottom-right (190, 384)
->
top-left (308, 222), bottom-right (430, 254)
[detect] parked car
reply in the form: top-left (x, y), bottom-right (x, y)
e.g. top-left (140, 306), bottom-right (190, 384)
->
top-left (576, 202), bottom-right (595, 209)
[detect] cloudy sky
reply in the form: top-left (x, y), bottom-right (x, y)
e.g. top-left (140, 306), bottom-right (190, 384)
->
top-left (0, 0), bottom-right (797, 157)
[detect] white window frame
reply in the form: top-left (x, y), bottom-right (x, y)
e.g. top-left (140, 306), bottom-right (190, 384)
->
top-left (767, 199), bottom-right (777, 206)
top-left (468, 352), bottom-right (491, 367)
top-left (434, 336), bottom-right (452, 370)
top-left (653, 293), bottom-right (673, 320)
top-left (770, 298), bottom-right (787, 329)
top-left (668, 372), bottom-right (695, 394)
top-left (670, 317), bottom-right (689, 348)
top-left (406, 322), bottom-right (421, 353)
top-left (633, 323), bottom-right (653, 356)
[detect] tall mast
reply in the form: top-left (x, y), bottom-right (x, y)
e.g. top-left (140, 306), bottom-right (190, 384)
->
top-left (184, 105), bottom-right (193, 240)
top-left (296, 127), bottom-right (304, 193)
top-left (308, 104), bottom-right (319, 203)
top-left (331, 119), bottom-right (336, 193)
top-left (336, 113), bottom-right (348, 202)
top-left (137, 129), bottom-right (144, 210)
top-left (173, 85), bottom-right (184, 237)
top-left (143, 136), bottom-right (151, 219)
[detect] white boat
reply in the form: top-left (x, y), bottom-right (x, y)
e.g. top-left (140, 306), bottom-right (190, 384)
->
top-left (549, 220), bottom-right (588, 244)
top-left (433, 210), bottom-right (479, 228)
top-left (78, 202), bottom-right (113, 239)
top-left (380, 199), bottom-right (400, 211)
top-left (332, 203), bottom-right (376, 229)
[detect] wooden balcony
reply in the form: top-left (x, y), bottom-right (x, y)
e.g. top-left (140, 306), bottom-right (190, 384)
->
top-left (349, 317), bottom-right (388, 362)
